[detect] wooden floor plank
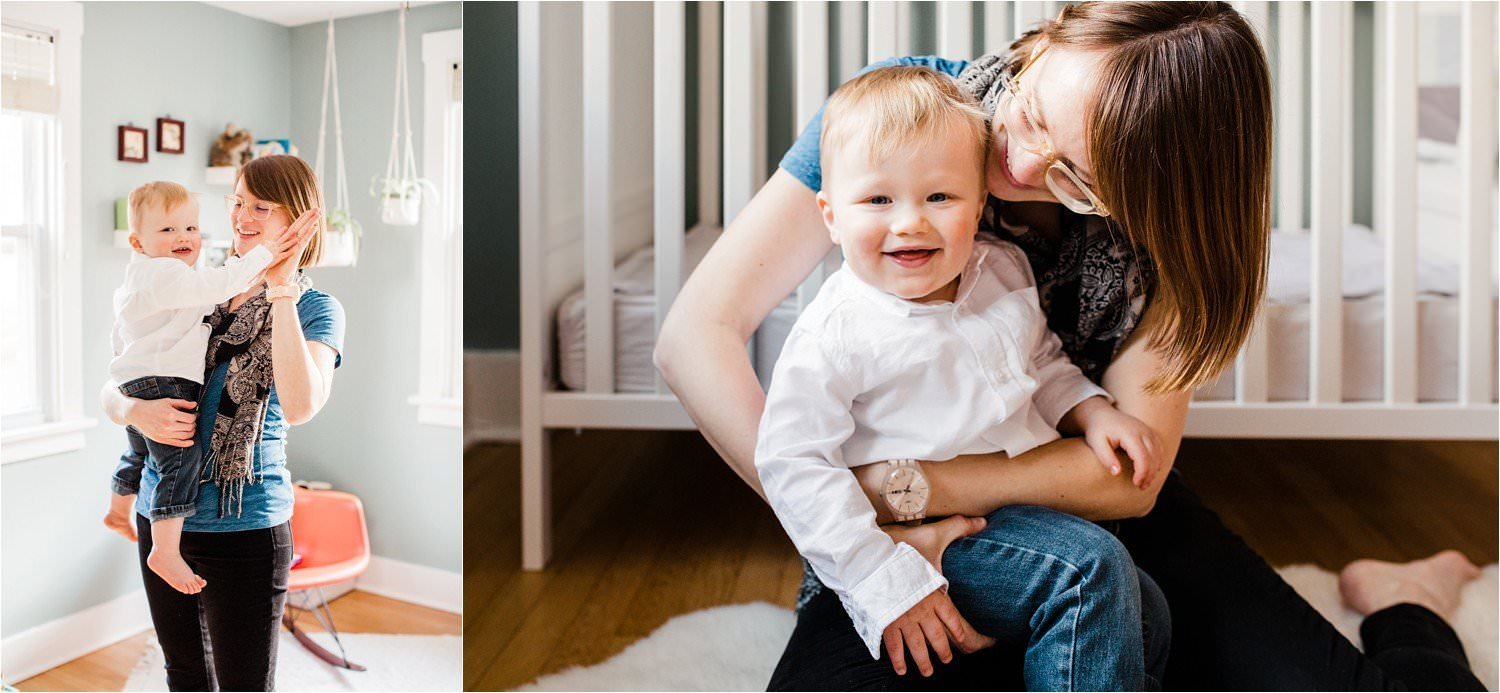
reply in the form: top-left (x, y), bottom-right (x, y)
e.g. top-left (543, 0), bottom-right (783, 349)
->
top-left (469, 432), bottom-right (1497, 689)
top-left (14, 591), bottom-right (459, 692)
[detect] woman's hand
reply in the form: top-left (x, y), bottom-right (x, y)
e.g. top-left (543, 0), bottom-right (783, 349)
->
top-left (264, 208), bottom-right (321, 286)
top-left (124, 398), bottom-right (198, 448)
top-left (878, 516), bottom-right (997, 676)
top-left (881, 515), bottom-right (988, 576)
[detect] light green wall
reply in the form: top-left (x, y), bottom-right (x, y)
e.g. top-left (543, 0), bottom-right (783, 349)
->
top-left (2, 1), bottom-right (460, 639)
top-left (287, 2), bottom-right (462, 576)
top-left (1, 1), bottom-right (291, 638)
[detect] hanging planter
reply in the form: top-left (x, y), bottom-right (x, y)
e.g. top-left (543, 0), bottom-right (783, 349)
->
top-left (372, 3), bottom-right (433, 227)
top-left (315, 15), bottom-right (359, 267)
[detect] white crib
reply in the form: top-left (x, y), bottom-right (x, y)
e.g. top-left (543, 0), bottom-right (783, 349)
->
top-left (518, 1), bottom-right (1499, 569)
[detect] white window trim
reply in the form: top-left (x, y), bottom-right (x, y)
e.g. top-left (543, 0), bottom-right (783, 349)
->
top-left (410, 28), bottom-right (463, 428)
top-left (1, 2), bottom-right (95, 465)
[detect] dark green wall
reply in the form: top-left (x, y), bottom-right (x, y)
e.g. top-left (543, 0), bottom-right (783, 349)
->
top-left (464, 1), bottom-right (519, 350)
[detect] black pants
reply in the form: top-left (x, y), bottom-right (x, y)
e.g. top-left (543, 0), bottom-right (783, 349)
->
top-left (136, 514), bottom-right (293, 691)
top-left (768, 471), bottom-right (1483, 691)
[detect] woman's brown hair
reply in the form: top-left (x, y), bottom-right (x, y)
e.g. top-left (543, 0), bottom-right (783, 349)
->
top-left (235, 155), bottom-right (326, 268)
top-left (1012, 2), bottom-right (1273, 393)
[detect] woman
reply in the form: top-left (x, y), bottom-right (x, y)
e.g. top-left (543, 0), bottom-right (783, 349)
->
top-left (655, 3), bottom-right (1483, 690)
top-left (100, 155), bottom-right (346, 691)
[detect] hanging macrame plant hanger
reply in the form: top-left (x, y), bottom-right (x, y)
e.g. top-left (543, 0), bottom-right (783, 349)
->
top-left (315, 14), bottom-right (360, 267)
top-left (374, 2), bottom-right (432, 226)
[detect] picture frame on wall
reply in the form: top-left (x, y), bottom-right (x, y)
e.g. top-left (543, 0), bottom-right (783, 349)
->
top-left (118, 125), bottom-right (148, 162)
top-left (156, 117), bottom-right (184, 154)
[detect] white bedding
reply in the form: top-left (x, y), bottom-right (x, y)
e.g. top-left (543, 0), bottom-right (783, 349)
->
top-left (556, 223), bottom-right (1497, 402)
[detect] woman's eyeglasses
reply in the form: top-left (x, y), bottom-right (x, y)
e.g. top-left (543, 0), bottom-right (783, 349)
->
top-left (224, 196), bottom-right (284, 221)
top-left (996, 45), bottom-right (1112, 217)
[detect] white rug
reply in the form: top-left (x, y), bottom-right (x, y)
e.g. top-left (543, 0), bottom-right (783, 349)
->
top-left (124, 632), bottom-right (461, 692)
top-left (523, 565), bottom-right (1498, 691)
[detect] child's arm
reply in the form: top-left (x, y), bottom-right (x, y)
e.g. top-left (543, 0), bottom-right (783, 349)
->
top-left (142, 225), bottom-right (302, 311)
top-left (755, 328), bottom-right (955, 663)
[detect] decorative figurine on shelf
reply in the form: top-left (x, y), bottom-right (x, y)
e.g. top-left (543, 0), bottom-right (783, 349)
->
top-left (208, 123), bottom-right (253, 167)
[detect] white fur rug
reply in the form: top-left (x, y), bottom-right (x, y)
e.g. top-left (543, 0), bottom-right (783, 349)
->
top-left (523, 565), bottom-right (1498, 691)
top-left (123, 632), bottom-right (461, 692)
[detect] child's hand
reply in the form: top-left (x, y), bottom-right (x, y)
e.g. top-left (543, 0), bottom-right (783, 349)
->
top-left (881, 588), bottom-right (995, 677)
top-left (104, 492), bottom-right (138, 542)
top-left (1081, 405), bottom-right (1160, 489)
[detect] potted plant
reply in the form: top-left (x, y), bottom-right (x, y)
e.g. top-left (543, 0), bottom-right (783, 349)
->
top-left (318, 208), bottom-right (362, 267)
top-left (371, 176), bottom-right (436, 227)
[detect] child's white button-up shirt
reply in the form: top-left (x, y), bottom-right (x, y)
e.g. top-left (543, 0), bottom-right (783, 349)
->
top-left (109, 245), bottom-right (274, 385)
top-left (755, 237), bottom-right (1110, 658)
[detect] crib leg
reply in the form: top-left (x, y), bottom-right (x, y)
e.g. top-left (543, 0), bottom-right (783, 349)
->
top-left (522, 424), bottom-right (552, 570)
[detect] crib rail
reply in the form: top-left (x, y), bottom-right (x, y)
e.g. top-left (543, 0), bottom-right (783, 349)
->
top-left (518, 1), bottom-right (1499, 568)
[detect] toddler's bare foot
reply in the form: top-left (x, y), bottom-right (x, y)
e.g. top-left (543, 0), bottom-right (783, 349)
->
top-left (1339, 550), bottom-right (1481, 620)
top-left (103, 511), bottom-right (137, 542)
top-left (147, 547), bottom-right (207, 595)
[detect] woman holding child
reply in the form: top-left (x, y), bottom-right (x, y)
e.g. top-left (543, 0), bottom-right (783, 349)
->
top-left (101, 155), bottom-right (346, 691)
top-left (656, 2), bottom-right (1483, 690)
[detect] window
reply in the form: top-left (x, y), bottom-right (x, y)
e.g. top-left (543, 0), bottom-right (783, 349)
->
top-left (0, 4), bottom-right (94, 464)
top-left (410, 28), bottom-right (463, 427)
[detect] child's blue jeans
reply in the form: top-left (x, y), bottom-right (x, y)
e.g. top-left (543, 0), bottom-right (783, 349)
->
top-left (942, 504), bottom-right (1170, 691)
top-left (110, 375), bottom-right (204, 521)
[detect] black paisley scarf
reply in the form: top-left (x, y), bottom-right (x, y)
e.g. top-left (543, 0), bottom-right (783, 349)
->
top-left (793, 52), bottom-right (1156, 612)
top-left (202, 272), bottom-right (313, 518)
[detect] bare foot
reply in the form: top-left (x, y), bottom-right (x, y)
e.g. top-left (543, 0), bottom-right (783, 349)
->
top-left (1339, 550), bottom-right (1481, 619)
top-left (103, 511), bottom-right (137, 542)
top-left (147, 547), bottom-right (207, 595)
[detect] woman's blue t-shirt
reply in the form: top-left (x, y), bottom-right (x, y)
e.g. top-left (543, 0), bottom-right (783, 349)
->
top-left (779, 56), bottom-right (971, 192)
top-left (134, 289), bottom-right (345, 532)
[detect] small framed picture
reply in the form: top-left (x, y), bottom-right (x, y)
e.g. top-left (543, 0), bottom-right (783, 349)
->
top-left (118, 125), bottom-right (148, 163)
top-left (156, 117), bottom-right (184, 154)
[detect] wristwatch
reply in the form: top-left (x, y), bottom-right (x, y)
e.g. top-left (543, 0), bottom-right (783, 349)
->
top-left (266, 283), bottom-right (302, 303)
top-left (881, 458), bottom-right (930, 525)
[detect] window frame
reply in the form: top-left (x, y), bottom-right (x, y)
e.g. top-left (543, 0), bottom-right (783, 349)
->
top-left (1, 2), bottom-right (94, 465)
top-left (409, 27), bottom-right (463, 428)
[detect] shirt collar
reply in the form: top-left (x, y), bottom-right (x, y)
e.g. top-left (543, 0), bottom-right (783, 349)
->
top-left (841, 243), bottom-right (992, 317)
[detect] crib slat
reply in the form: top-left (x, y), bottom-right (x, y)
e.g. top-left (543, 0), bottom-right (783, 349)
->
top-left (1308, 1), bottom-right (1347, 405)
top-left (723, 1), bottom-right (765, 223)
top-left (938, 1), bottom-right (973, 60)
top-left (1379, 2), bottom-right (1417, 405)
top-left (895, 0), bottom-right (911, 57)
top-left (836, 0), bottom-right (863, 81)
top-left (1014, 1), bottom-right (1050, 39)
top-left (517, 0), bottom-right (552, 570)
top-left (654, 2), bottom-right (686, 395)
top-left (796, 1), bottom-right (831, 313)
top-left (1458, 1), bottom-right (1497, 405)
top-left (984, 1), bottom-right (1012, 53)
top-left (1236, 315), bottom-right (1270, 404)
top-left (1277, 2), bottom-right (1305, 233)
top-left (868, 1), bottom-right (898, 63)
top-left (582, 3), bottom-right (615, 395)
top-left (699, 2), bottom-right (721, 227)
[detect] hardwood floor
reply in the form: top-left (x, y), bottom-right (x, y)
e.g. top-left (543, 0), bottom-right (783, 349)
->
top-left (15, 591), bottom-right (460, 692)
top-left (464, 431), bottom-right (1497, 691)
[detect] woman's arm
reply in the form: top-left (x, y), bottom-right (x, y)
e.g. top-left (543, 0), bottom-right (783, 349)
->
top-left (855, 300), bottom-right (1190, 522)
top-left (655, 169), bottom-right (834, 499)
top-left (270, 299), bottom-right (337, 426)
top-left (99, 382), bottom-right (197, 446)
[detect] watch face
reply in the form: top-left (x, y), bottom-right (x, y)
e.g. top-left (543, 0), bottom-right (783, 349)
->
top-left (884, 466), bottom-right (930, 514)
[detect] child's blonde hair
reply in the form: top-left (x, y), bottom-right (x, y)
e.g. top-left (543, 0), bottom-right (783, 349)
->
top-left (128, 181), bottom-right (194, 234)
top-left (819, 65), bottom-right (990, 190)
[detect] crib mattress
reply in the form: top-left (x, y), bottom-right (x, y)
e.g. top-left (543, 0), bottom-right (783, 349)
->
top-left (557, 224), bottom-right (1498, 402)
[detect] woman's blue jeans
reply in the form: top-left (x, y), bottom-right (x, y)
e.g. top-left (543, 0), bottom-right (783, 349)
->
top-left (942, 504), bottom-right (1170, 691)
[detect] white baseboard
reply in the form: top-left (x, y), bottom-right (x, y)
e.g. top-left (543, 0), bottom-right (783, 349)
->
top-left (1, 588), bottom-right (151, 684)
top-left (354, 556), bottom-right (463, 614)
top-left (464, 349), bottom-right (520, 446)
top-left (1, 556), bottom-right (460, 685)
